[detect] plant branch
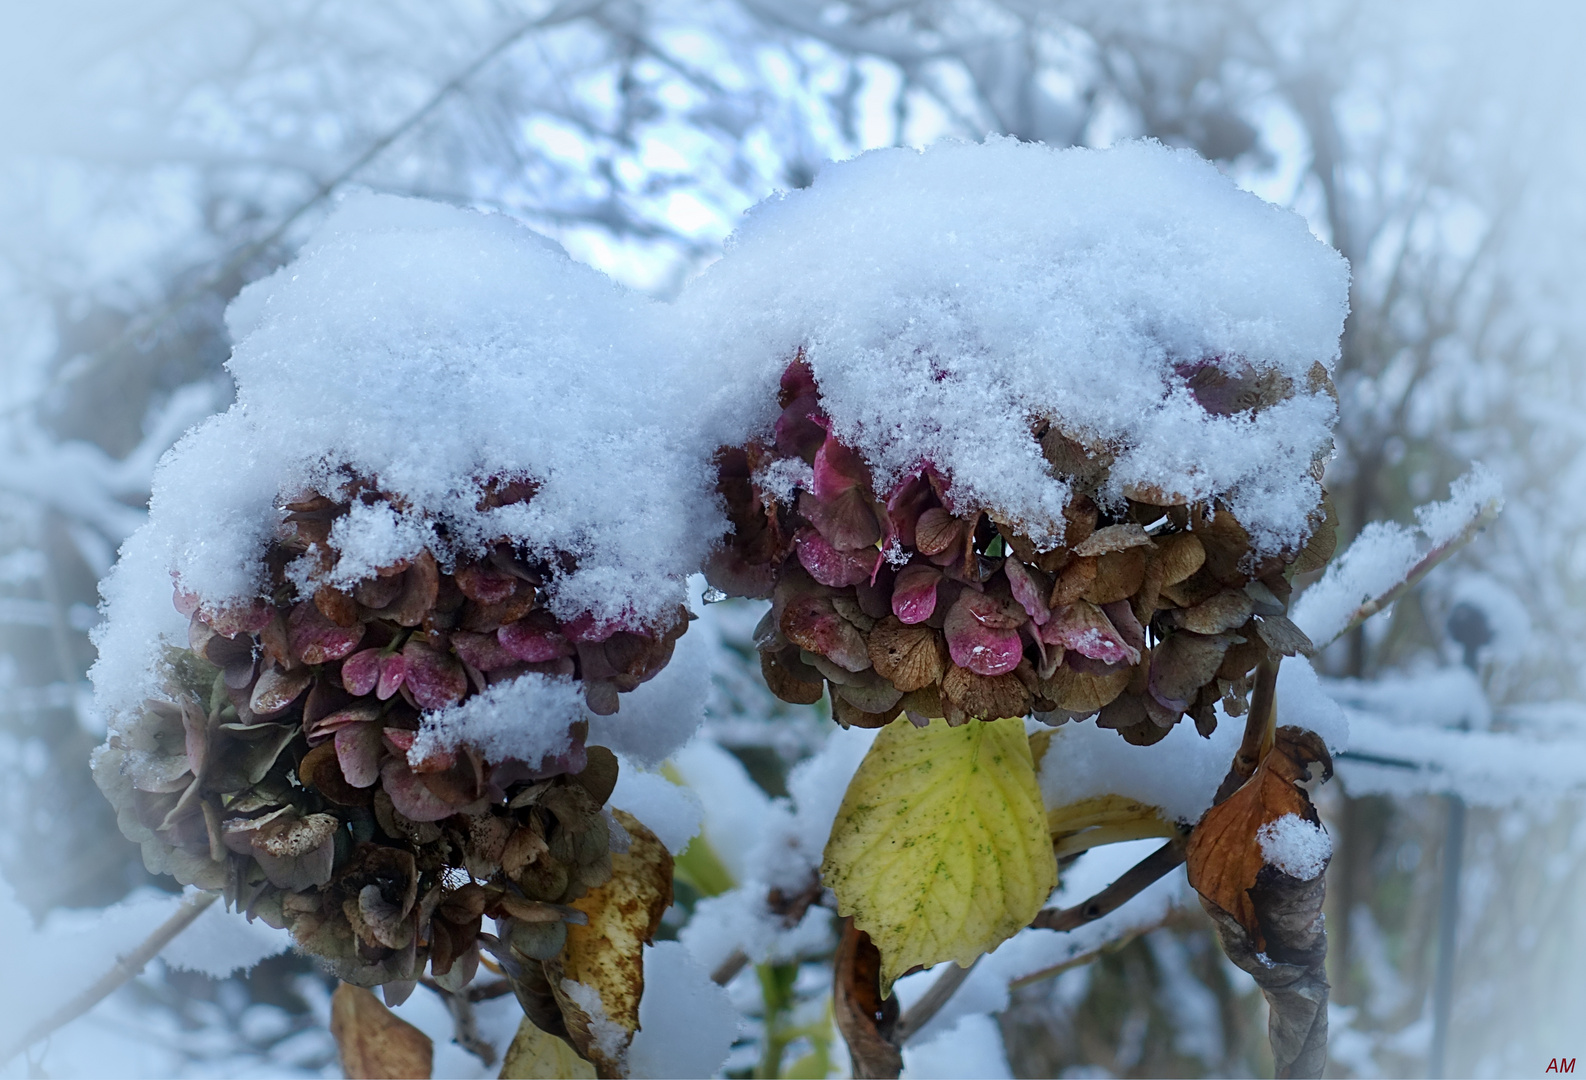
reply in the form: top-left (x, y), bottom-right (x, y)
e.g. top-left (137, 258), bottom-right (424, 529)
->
top-left (1008, 915), bottom-right (1173, 991)
top-left (894, 957), bottom-right (978, 1046)
top-left (1320, 496), bottom-right (1501, 651)
top-left (2, 891), bottom-right (218, 1063)
top-left (1029, 838), bottom-right (1187, 933)
top-left (419, 977), bottom-right (497, 1066)
top-left (710, 948), bottom-right (750, 986)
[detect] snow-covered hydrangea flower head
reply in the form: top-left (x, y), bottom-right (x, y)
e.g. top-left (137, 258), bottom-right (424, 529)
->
top-left (691, 138), bottom-right (1349, 743)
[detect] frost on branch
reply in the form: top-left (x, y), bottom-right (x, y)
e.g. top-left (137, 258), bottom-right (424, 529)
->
top-left (696, 139), bottom-right (1349, 745)
top-left (88, 196), bottom-right (715, 1052)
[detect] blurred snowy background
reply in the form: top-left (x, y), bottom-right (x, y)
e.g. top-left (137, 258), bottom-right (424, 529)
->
top-left (3, 1), bottom-right (1586, 1076)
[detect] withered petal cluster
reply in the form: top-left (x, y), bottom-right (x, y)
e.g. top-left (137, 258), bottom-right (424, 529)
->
top-left (709, 354), bottom-right (1336, 742)
top-left (95, 475), bottom-right (686, 990)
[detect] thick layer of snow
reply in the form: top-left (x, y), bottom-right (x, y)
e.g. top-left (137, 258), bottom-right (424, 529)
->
top-left (1257, 813), bottom-right (1331, 879)
top-left (684, 137), bottom-right (1349, 551)
top-left (608, 764), bottom-right (703, 855)
top-left (92, 193), bottom-right (721, 725)
top-left (626, 942), bottom-right (741, 1079)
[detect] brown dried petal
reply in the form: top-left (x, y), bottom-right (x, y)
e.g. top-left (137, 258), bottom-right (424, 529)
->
top-left (1081, 547), bottom-right (1146, 605)
top-left (382, 552), bottom-right (441, 627)
top-left (940, 665), bottom-right (1032, 721)
top-left (867, 618), bottom-right (948, 693)
top-left (914, 507), bottom-right (963, 556)
top-left (760, 647), bottom-right (827, 705)
top-left (1148, 632), bottom-right (1231, 713)
top-left (1037, 662), bottom-right (1131, 714)
top-left (1074, 523), bottom-right (1152, 557)
top-left (1256, 614), bottom-right (1314, 657)
top-left (1179, 590), bottom-right (1256, 635)
top-left (1049, 557), bottom-right (1097, 607)
top-left (252, 813), bottom-right (339, 891)
top-left (1154, 533), bottom-right (1206, 587)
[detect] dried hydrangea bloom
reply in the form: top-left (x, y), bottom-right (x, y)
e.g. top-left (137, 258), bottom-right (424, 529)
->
top-left (94, 475), bottom-right (684, 990)
top-left (710, 354), bottom-right (1337, 744)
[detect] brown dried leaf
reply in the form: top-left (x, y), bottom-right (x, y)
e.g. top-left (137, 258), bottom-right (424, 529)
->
top-left (832, 920), bottom-right (902, 1080)
top-left (1148, 632), bottom-right (1230, 712)
top-left (867, 618), bottom-right (948, 692)
top-left (548, 810), bottom-right (672, 1078)
top-left (330, 982), bottom-right (433, 1079)
top-left (498, 1018), bottom-right (596, 1079)
top-left (1081, 548), bottom-right (1146, 605)
top-left (1185, 727), bottom-right (1332, 944)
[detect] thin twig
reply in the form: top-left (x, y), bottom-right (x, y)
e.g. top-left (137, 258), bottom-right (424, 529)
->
top-left (1213, 656), bottom-right (1281, 805)
top-left (3, 0), bottom-right (604, 422)
top-left (894, 957), bottom-right (978, 1045)
top-left (1029, 839), bottom-right (1187, 933)
top-left (419, 977), bottom-right (498, 1066)
top-left (2, 891), bottom-right (218, 1063)
top-left (1007, 915), bottom-right (1172, 991)
top-left (1320, 496), bottom-right (1501, 651)
top-left (710, 949), bottom-right (749, 986)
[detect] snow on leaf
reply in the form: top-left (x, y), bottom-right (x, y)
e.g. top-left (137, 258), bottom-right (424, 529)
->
top-left (547, 810), bottom-right (673, 1077)
top-left (821, 715), bottom-right (1057, 992)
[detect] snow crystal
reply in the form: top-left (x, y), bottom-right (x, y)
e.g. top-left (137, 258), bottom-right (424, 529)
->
top-left (683, 137), bottom-right (1348, 552)
top-left (93, 192), bottom-right (721, 726)
top-left (409, 673), bottom-right (583, 765)
top-left (1277, 656), bottom-right (1350, 751)
top-left (1256, 813), bottom-right (1332, 879)
top-left (608, 763), bottom-right (704, 855)
top-left (627, 941), bottom-right (740, 1079)
top-left (1292, 466), bottom-right (1503, 649)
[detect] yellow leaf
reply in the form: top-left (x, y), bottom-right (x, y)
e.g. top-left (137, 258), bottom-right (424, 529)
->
top-left (329, 983), bottom-right (432, 1079)
top-left (498, 1019), bottom-right (596, 1080)
top-left (822, 716), bottom-right (1057, 992)
top-left (546, 810), bottom-right (673, 1078)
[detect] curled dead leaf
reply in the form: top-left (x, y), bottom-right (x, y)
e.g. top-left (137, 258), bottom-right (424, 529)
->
top-left (330, 982), bottom-right (433, 1079)
top-left (833, 920), bottom-right (902, 1080)
top-left (546, 810), bottom-right (672, 1078)
top-left (1185, 727), bottom-right (1332, 945)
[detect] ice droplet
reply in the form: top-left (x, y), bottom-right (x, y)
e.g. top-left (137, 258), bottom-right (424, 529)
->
top-left (701, 586), bottom-right (728, 604)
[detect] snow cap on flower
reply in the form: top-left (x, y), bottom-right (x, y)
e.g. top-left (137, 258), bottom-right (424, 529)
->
top-left (685, 136), bottom-right (1349, 553)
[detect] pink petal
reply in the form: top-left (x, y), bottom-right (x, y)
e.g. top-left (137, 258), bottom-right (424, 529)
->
top-left (203, 599), bottom-right (274, 638)
top-left (1042, 601), bottom-right (1141, 666)
top-left (892, 563), bottom-right (944, 624)
top-left (798, 489), bottom-right (881, 551)
top-left (1100, 600), bottom-right (1146, 656)
top-left (173, 585), bottom-right (201, 616)
top-left (562, 612), bottom-right (635, 644)
top-left (499, 618), bottom-right (575, 663)
top-left (1004, 560), bottom-right (1051, 626)
top-left (402, 641), bottom-right (468, 710)
top-left (288, 601), bottom-right (365, 664)
top-left (341, 649), bottom-right (383, 695)
top-left (775, 393), bottom-right (825, 458)
top-left (304, 702), bottom-right (380, 745)
top-left (795, 528), bottom-right (876, 588)
top-left (812, 432), bottom-right (869, 500)
top-left (943, 594), bottom-right (1025, 676)
top-left (451, 630), bottom-right (520, 672)
top-left (334, 722), bottom-right (384, 788)
top-left (884, 473), bottom-right (934, 550)
top-left (957, 589), bottom-right (1026, 630)
top-left (780, 594), bottom-right (871, 672)
top-left (780, 353), bottom-right (817, 398)
top-left (380, 758), bottom-right (458, 822)
top-left (377, 653), bottom-right (408, 700)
